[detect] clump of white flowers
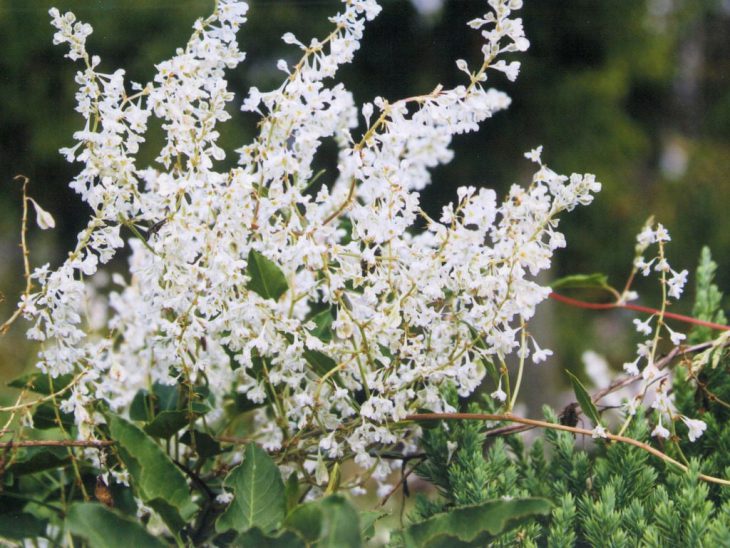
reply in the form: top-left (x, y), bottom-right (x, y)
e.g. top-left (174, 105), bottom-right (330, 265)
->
top-left (620, 220), bottom-right (706, 442)
top-left (24, 0), bottom-right (603, 490)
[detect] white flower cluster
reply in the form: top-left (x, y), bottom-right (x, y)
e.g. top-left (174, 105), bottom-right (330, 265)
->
top-left (622, 221), bottom-right (705, 442)
top-left (24, 0), bottom-right (601, 487)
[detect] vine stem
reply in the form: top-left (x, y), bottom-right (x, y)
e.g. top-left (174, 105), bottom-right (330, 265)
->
top-left (404, 412), bottom-right (730, 487)
top-left (0, 440), bottom-right (113, 448)
top-left (1, 176), bottom-right (34, 335)
top-left (549, 292), bottom-right (730, 331)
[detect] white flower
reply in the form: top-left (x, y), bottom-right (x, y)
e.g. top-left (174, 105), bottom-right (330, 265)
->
top-left (633, 317), bottom-right (653, 336)
top-left (490, 379), bottom-right (507, 402)
top-left (591, 425), bottom-right (608, 439)
top-left (623, 358), bottom-right (640, 377)
top-left (446, 441), bottom-right (458, 464)
top-left (681, 416), bottom-right (707, 442)
top-left (651, 417), bottom-right (671, 440)
top-left (531, 338), bottom-right (553, 365)
top-left (29, 199), bottom-right (56, 230)
top-left (667, 269), bottom-right (688, 300)
top-left (665, 325), bottom-right (686, 346)
top-left (216, 491), bottom-right (234, 505)
top-left (524, 145), bottom-right (542, 164)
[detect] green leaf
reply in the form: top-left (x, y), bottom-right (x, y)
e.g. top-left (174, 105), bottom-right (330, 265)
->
top-left (31, 403), bottom-right (74, 430)
top-left (153, 383), bottom-right (180, 411)
top-left (551, 273), bottom-right (609, 291)
top-left (107, 414), bottom-right (196, 531)
top-left (309, 309), bottom-right (334, 342)
top-left (397, 498), bottom-right (551, 547)
top-left (8, 447), bottom-right (68, 476)
top-left (180, 430), bottom-right (224, 458)
top-left (565, 370), bottom-right (601, 427)
top-left (247, 249), bottom-right (288, 301)
top-left (284, 502), bottom-right (323, 543)
top-left (230, 392), bottom-right (267, 414)
top-left (67, 503), bottom-right (166, 548)
top-left (143, 410), bottom-right (189, 438)
top-left (303, 350), bottom-right (338, 378)
top-left (129, 383), bottom-right (180, 421)
top-left (235, 527), bottom-right (305, 548)
top-left (131, 383), bottom-right (211, 438)
top-left (314, 495), bottom-right (361, 548)
top-left (129, 389), bottom-right (153, 421)
top-left (216, 443), bottom-right (286, 534)
top-left (0, 512), bottom-right (47, 540)
top-left (359, 510), bottom-right (386, 541)
top-left (285, 471), bottom-right (300, 513)
top-left (7, 372), bottom-right (73, 395)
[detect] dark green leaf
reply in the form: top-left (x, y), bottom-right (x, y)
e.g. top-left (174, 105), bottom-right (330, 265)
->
top-left (67, 503), bottom-right (166, 548)
top-left (284, 502), bottom-right (322, 542)
top-left (397, 498), bottom-right (551, 547)
top-left (143, 410), bottom-right (189, 438)
top-left (565, 370), bottom-right (601, 427)
top-left (129, 383), bottom-right (180, 421)
top-left (247, 249), bottom-right (288, 301)
top-left (235, 527), bottom-right (305, 548)
top-left (230, 392), bottom-right (267, 414)
top-left (154, 383), bottom-right (181, 412)
top-left (285, 471), bottom-right (300, 513)
top-left (314, 495), bottom-right (361, 548)
top-left (551, 273), bottom-right (609, 291)
top-left (216, 443), bottom-right (285, 534)
top-left (31, 403), bottom-right (74, 430)
top-left (7, 373), bottom-right (73, 395)
top-left (8, 447), bottom-right (68, 476)
top-left (179, 430), bottom-right (223, 458)
top-left (309, 309), bottom-right (334, 342)
top-left (129, 389), bottom-right (153, 421)
top-left (0, 512), bottom-right (47, 540)
top-left (303, 350), bottom-right (338, 378)
top-left (108, 414), bottom-right (196, 531)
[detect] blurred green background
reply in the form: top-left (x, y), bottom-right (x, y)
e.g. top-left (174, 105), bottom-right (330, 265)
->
top-left (1, 0), bottom-right (729, 396)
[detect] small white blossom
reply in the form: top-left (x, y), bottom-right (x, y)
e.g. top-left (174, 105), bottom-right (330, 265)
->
top-left (681, 416), bottom-right (707, 442)
top-left (531, 338), bottom-right (553, 365)
top-left (490, 379), bottom-right (507, 402)
top-left (651, 417), bottom-right (671, 440)
top-left (633, 317), bottom-right (653, 336)
top-left (524, 145), bottom-right (542, 164)
top-left (216, 491), bottom-right (234, 505)
top-left (29, 199), bottom-right (56, 230)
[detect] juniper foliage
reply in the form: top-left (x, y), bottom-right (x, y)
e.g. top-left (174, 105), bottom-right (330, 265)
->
top-left (409, 248), bottom-right (730, 546)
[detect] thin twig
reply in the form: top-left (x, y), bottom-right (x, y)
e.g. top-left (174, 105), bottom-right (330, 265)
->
top-left (592, 339), bottom-right (727, 403)
top-left (0, 370), bottom-right (87, 413)
top-left (378, 459), bottom-right (424, 507)
top-left (174, 459), bottom-right (214, 500)
top-left (405, 412), bottom-right (730, 487)
top-left (0, 440), bottom-right (113, 448)
top-left (1, 175), bottom-right (34, 335)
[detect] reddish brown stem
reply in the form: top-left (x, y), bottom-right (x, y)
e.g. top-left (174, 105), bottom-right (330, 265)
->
top-left (549, 292), bottom-right (730, 332)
